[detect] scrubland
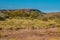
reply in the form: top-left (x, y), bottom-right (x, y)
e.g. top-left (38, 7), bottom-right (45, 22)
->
top-left (0, 10), bottom-right (60, 40)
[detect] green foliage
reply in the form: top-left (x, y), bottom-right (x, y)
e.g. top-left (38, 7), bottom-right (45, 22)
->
top-left (4, 11), bottom-right (42, 19)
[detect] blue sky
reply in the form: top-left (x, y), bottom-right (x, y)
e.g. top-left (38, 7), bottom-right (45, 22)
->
top-left (0, 0), bottom-right (60, 12)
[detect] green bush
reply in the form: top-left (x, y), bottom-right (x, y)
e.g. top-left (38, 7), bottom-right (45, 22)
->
top-left (4, 11), bottom-right (42, 19)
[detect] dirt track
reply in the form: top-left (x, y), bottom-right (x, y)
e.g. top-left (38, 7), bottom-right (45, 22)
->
top-left (0, 28), bottom-right (60, 40)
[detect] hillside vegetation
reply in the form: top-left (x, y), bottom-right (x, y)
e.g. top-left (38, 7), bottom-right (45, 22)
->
top-left (0, 9), bottom-right (43, 20)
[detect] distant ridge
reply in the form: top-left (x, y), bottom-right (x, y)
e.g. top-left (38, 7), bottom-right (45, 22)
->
top-left (0, 9), bottom-right (42, 13)
top-left (0, 9), bottom-right (44, 20)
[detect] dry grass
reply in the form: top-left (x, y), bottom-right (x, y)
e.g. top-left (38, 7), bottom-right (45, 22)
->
top-left (0, 18), bottom-right (60, 29)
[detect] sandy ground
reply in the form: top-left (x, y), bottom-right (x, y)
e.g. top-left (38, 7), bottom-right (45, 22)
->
top-left (0, 28), bottom-right (60, 40)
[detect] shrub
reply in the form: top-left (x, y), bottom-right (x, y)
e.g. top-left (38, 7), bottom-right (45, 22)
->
top-left (31, 26), bottom-right (37, 30)
top-left (15, 27), bottom-right (26, 30)
top-left (48, 24), bottom-right (56, 28)
top-left (5, 16), bottom-right (9, 18)
top-left (0, 35), bottom-right (1, 38)
top-left (0, 28), bottom-right (2, 30)
top-left (48, 17), bottom-right (55, 20)
top-left (0, 34), bottom-right (8, 38)
top-left (9, 27), bottom-right (13, 30)
top-left (0, 17), bottom-right (5, 21)
top-left (41, 17), bottom-right (48, 21)
top-left (54, 18), bottom-right (60, 24)
top-left (56, 25), bottom-right (60, 27)
top-left (15, 27), bottom-right (20, 30)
